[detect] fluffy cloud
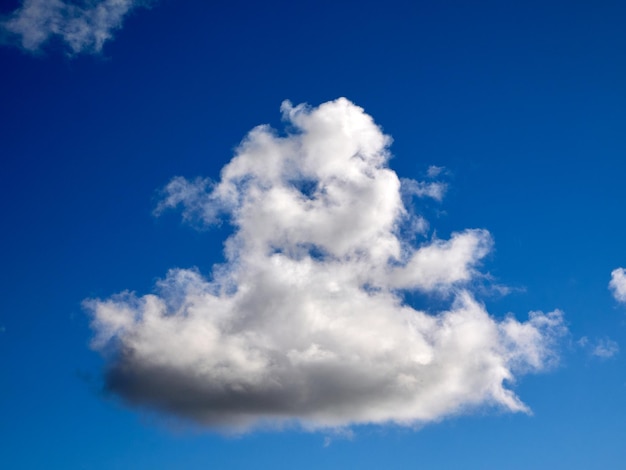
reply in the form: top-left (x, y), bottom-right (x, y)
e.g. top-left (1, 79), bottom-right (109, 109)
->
top-left (86, 98), bottom-right (566, 431)
top-left (1, 0), bottom-right (147, 54)
top-left (609, 268), bottom-right (626, 303)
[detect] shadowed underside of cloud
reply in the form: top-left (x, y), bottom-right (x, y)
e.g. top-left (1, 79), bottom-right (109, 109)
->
top-left (86, 98), bottom-right (566, 432)
top-left (1, 0), bottom-right (147, 54)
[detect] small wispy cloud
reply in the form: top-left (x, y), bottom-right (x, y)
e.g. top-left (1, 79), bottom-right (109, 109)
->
top-left (154, 177), bottom-right (217, 227)
top-left (577, 336), bottom-right (589, 347)
top-left (592, 338), bottom-right (619, 359)
top-left (577, 336), bottom-right (619, 359)
top-left (86, 98), bottom-right (567, 432)
top-left (401, 178), bottom-right (447, 202)
top-left (609, 268), bottom-right (626, 304)
top-left (426, 165), bottom-right (446, 178)
top-left (1, 0), bottom-right (149, 55)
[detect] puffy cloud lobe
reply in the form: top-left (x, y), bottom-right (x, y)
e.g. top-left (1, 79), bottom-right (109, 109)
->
top-left (386, 229), bottom-right (492, 291)
top-left (609, 268), bottom-right (626, 303)
top-left (87, 98), bottom-right (566, 431)
top-left (2, 0), bottom-right (146, 54)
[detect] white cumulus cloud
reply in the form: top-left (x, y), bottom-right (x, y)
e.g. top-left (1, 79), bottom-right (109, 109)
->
top-left (86, 98), bottom-right (566, 432)
top-left (609, 268), bottom-right (626, 304)
top-left (2, 0), bottom-right (147, 54)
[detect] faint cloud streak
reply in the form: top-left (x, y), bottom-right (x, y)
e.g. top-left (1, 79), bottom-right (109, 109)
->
top-left (2, 0), bottom-right (149, 54)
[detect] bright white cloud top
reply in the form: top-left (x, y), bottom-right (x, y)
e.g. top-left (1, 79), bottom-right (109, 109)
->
top-left (609, 268), bottom-right (626, 304)
top-left (86, 98), bottom-right (565, 431)
top-left (2, 0), bottom-right (145, 54)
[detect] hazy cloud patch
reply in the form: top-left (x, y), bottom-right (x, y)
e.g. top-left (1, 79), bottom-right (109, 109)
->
top-left (401, 178), bottom-right (447, 202)
top-left (86, 98), bottom-right (566, 432)
top-left (427, 165), bottom-right (446, 178)
top-left (576, 336), bottom-right (619, 359)
top-left (2, 0), bottom-right (149, 54)
top-left (592, 338), bottom-right (619, 359)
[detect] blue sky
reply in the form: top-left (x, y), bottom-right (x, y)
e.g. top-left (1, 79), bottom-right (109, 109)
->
top-left (1, 0), bottom-right (625, 468)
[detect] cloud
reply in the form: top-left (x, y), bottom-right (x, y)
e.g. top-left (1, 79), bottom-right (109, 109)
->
top-left (609, 268), bottom-right (626, 303)
top-left (154, 177), bottom-right (217, 226)
top-left (592, 338), bottom-right (619, 359)
top-left (86, 98), bottom-right (566, 432)
top-left (427, 165), bottom-right (446, 178)
top-left (577, 336), bottom-right (619, 359)
top-left (401, 178), bottom-right (447, 202)
top-left (1, 0), bottom-right (147, 54)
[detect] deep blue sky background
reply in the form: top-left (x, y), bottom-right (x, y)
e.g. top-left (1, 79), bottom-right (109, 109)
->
top-left (1, 0), bottom-right (625, 468)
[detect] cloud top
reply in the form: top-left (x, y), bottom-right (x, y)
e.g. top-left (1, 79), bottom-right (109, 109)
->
top-left (2, 0), bottom-right (146, 54)
top-left (87, 98), bottom-right (565, 431)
